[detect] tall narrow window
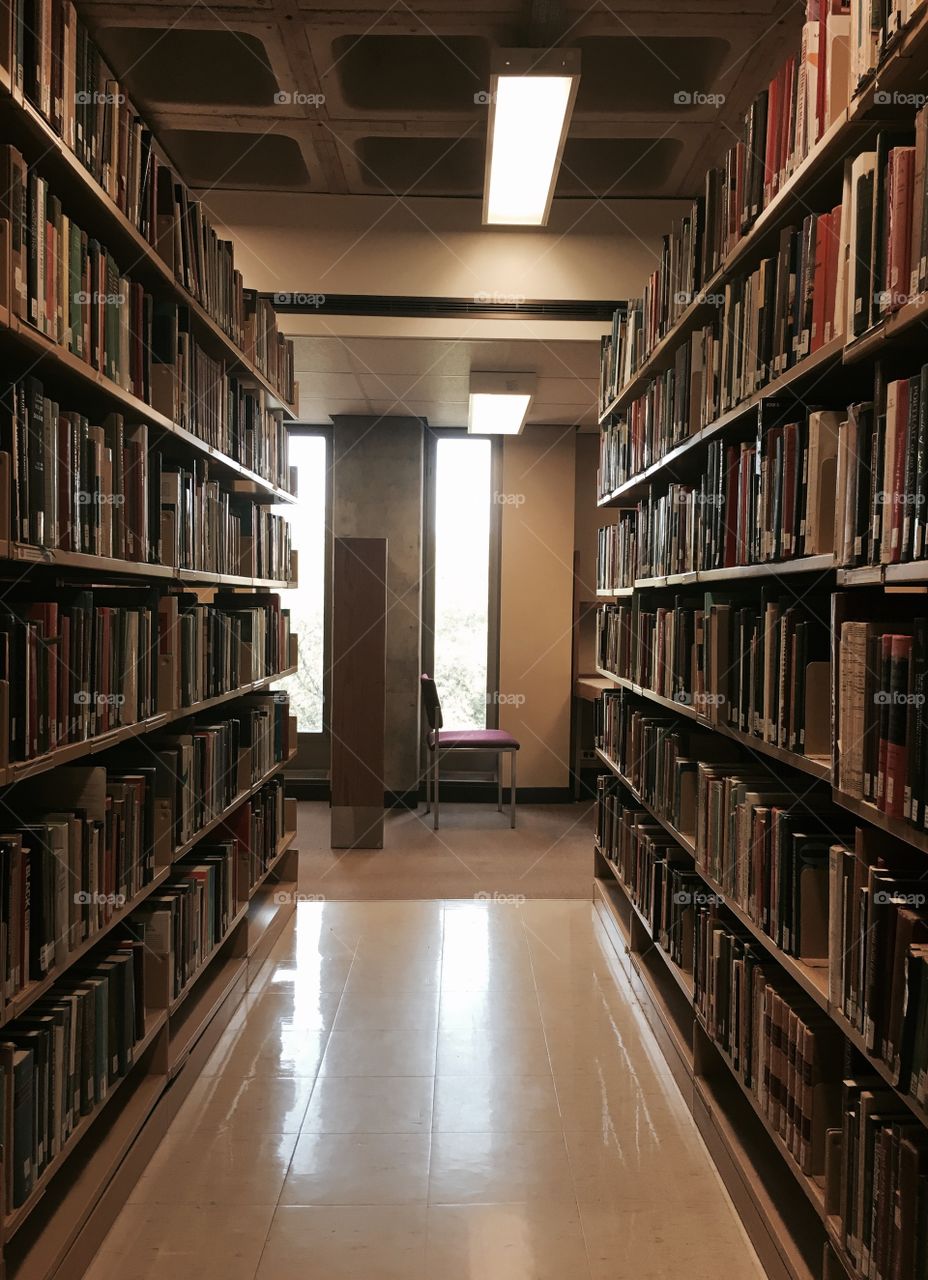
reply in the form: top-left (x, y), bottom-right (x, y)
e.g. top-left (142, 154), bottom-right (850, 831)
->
top-left (274, 434), bottom-right (327, 732)
top-left (433, 436), bottom-right (492, 728)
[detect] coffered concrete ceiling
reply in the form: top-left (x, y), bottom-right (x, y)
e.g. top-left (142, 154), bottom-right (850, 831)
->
top-left (81, 0), bottom-right (800, 200)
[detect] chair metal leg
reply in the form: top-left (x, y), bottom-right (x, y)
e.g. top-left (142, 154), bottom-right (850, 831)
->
top-left (433, 748), bottom-right (440, 831)
top-left (510, 750), bottom-right (517, 828)
top-left (497, 753), bottom-right (503, 812)
top-left (425, 749), bottom-right (431, 814)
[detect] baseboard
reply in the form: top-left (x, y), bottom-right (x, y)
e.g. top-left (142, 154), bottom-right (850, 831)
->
top-left (284, 780), bottom-right (576, 805)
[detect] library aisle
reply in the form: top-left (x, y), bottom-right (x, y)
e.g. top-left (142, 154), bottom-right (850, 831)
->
top-left (83, 896), bottom-right (764, 1280)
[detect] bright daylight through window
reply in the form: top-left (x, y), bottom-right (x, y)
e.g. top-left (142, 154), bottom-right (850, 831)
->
top-left (432, 436), bottom-right (492, 730)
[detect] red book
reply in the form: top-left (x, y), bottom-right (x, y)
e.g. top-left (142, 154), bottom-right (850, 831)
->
top-left (888, 146), bottom-right (916, 312)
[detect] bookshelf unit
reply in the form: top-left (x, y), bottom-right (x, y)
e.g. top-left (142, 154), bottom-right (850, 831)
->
top-left (0, 5), bottom-right (304, 1279)
top-left (593, 7), bottom-right (928, 1280)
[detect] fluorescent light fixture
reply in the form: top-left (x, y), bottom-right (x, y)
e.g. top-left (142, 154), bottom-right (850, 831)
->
top-left (483, 48), bottom-right (580, 227)
top-left (468, 372), bottom-right (537, 435)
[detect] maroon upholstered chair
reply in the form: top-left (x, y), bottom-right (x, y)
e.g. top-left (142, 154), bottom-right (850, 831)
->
top-left (420, 674), bottom-right (520, 830)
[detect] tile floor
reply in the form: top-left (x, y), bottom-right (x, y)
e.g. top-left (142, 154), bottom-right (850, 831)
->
top-left (84, 899), bottom-right (768, 1280)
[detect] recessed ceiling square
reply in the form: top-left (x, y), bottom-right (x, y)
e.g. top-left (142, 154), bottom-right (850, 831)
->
top-left (574, 36), bottom-right (730, 113)
top-left (557, 138), bottom-right (684, 195)
top-left (331, 35), bottom-right (489, 111)
top-left (93, 28), bottom-right (279, 107)
top-left (160, 130), bottom-right (310, 189)
top-left (355, 136), bottom-right (484, 195)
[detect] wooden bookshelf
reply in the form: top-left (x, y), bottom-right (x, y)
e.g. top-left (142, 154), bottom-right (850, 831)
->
top-left (0, 24), bottom-right (303, 1279)
top-left (593, 867), bottom-right (823, 1280)
top-left (592, 18), bottom-right (928, 1277)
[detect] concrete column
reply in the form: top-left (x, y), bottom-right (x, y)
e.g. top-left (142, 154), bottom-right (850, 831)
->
top-left (330, 415), bottom-right (424, 799)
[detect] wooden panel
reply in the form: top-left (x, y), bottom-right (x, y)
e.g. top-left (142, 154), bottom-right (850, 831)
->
top-left (330, 536), bottom-right (386, 847)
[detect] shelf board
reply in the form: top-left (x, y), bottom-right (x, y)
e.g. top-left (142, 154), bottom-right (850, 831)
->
top-left (625, 555), bottom-right (836, 590)
top-left (3, 667), bottom-right (296, 788)
top-left (593, 669), bottom-right (832, 782)
top-left (693, 1069), bottom-right (820, 1280)
top-left (598, 337), bottom-right (845, 507)
top-left (0, 543), bottom-right (296, 589)
top-left (831, 788), bottom-right (928, 857)
top-left (0, 84), bottom-right (296, 419)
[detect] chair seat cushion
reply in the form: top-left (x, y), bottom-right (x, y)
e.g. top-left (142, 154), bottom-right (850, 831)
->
top-left (436, 729), bottom-right (520, 750)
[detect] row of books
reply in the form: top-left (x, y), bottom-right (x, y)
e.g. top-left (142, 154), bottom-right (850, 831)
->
top-left (160, 465), bottom-right (292, 581)
top-left (827, 831), bottom-right (928, 1100)
top-left (595, 592), bottom-right (832, 758)
top-left (599, 206), bottom-right (846, 497)
top-left (1, 378), bottom-right (292, 560)
top-left (595, 779), bottom-right (700, 973)
top-left (594, 695), bottom-right (724, 831)
top-left (157, 593), bottom-right (294, 711)
top-left (118, 694), bottom-right (293, 852)
top-left (134, 842), bottom-right (238, 1006)
top-left (833, 1075), bottom-right (928, 1280)
top-left (599, 199), bottom-right (702, 406)
top-left (850, 0), bottom-right (928, 90)
top-left (0, 149), bottom-right (294, 485)
top-left (596, 521), bottom-right (635, 593)
top-left (599, 1), bottom-right (852, 407)
top-left (0, 588), bottom-right (291, 762)
top-left (2, 146), bottom-right (151, 396)
top-left (0, 936), bottom-right (146, 1210)
top-left (846, 120), bottom-right (928, 334)
top-left (695, 911), bottom-right (843, 1177)
top-left (695, 760), bottom-right (848, 962)
top-left (835, 373), bottom-right (928, 569)
top-left (837, 616), bottom-right (928, 824)
top-left (0, 4), bottom-right (296, 397)
top-left (0, 717), bottom-right (291, 1013)
top-left (151, 304), bottom-right (292, 479)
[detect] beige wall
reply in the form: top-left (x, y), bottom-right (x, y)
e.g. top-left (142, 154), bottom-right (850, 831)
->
top-left (573, 432), bottom-right (616, 604)
top-left (206, 191), bottom-right (689, 303)
top-left (498, 427), bottom-right (577, 790)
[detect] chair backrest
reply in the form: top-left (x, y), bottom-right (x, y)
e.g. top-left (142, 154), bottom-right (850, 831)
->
top-left (420, 674), bottom-right (443, 731)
